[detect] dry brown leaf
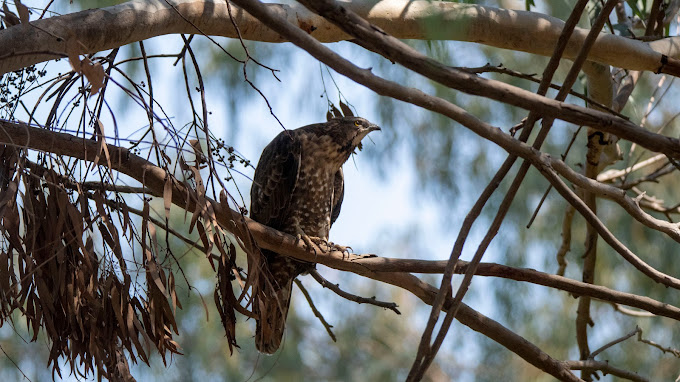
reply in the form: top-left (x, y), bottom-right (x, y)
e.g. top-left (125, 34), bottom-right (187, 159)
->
top-left (130, 316), bottom-right (149, 364)
top-left (145, 249), bottom-right (167, 297)
top-left (1, 3), bottom-right (20, 26)
top-left (121, 201), bottom-right (131, 237)
top-left (163, 176), bottom-right (172, 220)
top-left (189, 139), bottom-right (206, 165)
top-left (147, 223), bottom-right (160, 264)
top-left (99, 222), bottom-right (117, 253)
top-left (0, 252), bottom-right (9, 295)
top-left (331, 103), bottom-right (342, 118)
top-left (196, 221), bottom-right (211, 255)
top-left (0, 176), bottom-right (17, 211)
top-left (77, 186), bottom-right (91, 225)
top-left (141, 201), bottom-right (149, 259)
top-left (81, 57), bottom-right (105, 96)
top-left (66, 39), bottom-right (81, 74)
top-left (95, 119), bottom-right (112, 170)
top-left (339, 100), bottom-right (354, 117)
top-left (93, 191), bottom-right (108, 224)
top-left (126, 303), bottom-right (134, 336)
top-left (168, 272), bottom-right (176, 313)
top-left (64, 39), bottom-right (104, 96)
top-left (2, 203), bottom-right (23, 254)
top-left (15, 0), bottom-right (29, 25)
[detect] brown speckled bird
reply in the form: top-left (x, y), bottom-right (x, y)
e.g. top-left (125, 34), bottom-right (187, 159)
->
top-left (250, 117), bottom-right (380, 353)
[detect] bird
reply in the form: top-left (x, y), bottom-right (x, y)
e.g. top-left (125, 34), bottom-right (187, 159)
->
top-left (249, 116), bottom-right (380, 353)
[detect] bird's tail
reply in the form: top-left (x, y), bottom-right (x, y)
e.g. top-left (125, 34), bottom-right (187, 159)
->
top-left (255, 276), bottom-right (293, 354)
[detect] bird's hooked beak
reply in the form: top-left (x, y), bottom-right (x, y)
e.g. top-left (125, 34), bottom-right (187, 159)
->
top-left (355, 123), bottom-right (381, 152)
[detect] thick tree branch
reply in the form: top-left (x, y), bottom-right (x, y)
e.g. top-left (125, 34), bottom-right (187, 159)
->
top-left (6, 3), bottom-right (680, 157)
top-left (3, 1), bottom-right (680, 76)
top-left (22, 142), bottom-right (680, 324)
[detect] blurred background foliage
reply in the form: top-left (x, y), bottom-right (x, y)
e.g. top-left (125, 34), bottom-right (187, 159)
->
top-left (2, 0), bottom-right (680, 381)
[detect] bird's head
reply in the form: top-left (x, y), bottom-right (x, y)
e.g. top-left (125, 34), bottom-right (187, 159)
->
top-left (326, 116), bottom-right (381, 154)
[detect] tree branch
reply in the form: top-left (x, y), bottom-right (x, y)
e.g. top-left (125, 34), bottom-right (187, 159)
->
top-left (4, 1), bottom-right (680, 76)
top-left (308, 269), bottom-right (401, 314)
top-left (289, 0), bottom-right (680, 160)
top-left (589, 326), bottom-right (640, 359)
top-left (564, 360), bottom-right (648, 382)
top-left (294, 279), bottom-right (337, 342)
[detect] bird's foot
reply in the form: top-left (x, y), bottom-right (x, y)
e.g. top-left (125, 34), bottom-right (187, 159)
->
top-left (294, 227), bottom-right (327, 255)
top-left (328, 242), bottom-right (352, 258)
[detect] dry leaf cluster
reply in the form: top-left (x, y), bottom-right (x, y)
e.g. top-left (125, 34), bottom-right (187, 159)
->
top-left (0, 145), bottom-right (183, 380)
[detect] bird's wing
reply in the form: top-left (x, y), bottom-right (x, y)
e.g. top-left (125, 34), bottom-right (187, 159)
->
top-left (250, 131), bottom-right (301, 229)
top-left (330, 167), bottom-right (344, 226)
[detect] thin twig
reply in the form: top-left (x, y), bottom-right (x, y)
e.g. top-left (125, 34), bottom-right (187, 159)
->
top-left (619, 163), bottom-right (675, 190)
top-left (294, 279), bottom-right (337, 342)
top-left (597, 154), bottom-right (667, 182)
top-left (611, 304), bottom-right (656, 318)
top-left (0, 344), bottom-right (32, 382)
top-left (589, 326), bottom-right (640, 359)
top-left (638, 329), bottom-right (680, 358)
top-left (564, 360), bottom-right (648, 382)
top-left (556, 205), bottom-right (575, 276)
top-left (309, 269), bottom-right (401, 314)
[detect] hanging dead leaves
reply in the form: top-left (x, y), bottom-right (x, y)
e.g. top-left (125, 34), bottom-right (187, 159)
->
top-left (0, 148), bottom-right (182, 380)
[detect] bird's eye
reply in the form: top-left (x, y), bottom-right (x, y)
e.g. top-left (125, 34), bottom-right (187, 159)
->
top-left (354, 121), bottom-right (361, 126)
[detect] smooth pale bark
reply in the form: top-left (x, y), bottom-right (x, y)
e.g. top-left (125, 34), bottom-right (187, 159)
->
top-left (0, 0), bottom-right (678, 75)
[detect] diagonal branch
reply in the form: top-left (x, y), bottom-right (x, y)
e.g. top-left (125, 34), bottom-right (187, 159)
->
top-left (294, 279), bottom-right (337, 342)
top-left (290, 0), bottom-right (680, 160)
top-left (402, 1), bottom-right (616, 378)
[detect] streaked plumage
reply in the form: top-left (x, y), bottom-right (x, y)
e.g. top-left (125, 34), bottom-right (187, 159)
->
top-left (250, 117), bottom-right (379, 353)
